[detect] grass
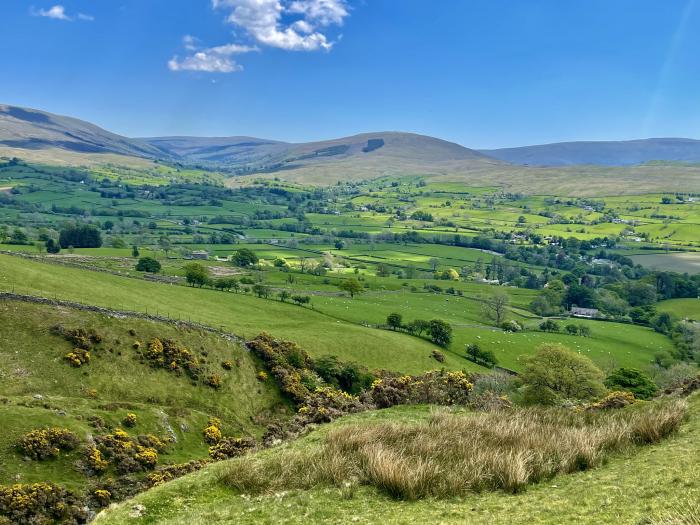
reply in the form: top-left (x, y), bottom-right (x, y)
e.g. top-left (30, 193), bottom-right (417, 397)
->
top-left (93, 394), bottom-right (699, 525)
top-left (219, 399), bottom-right (687, 499)
top-left (0, 300), bottom-right (289, 491)
top-left (0, 254), bottom-right (479, 375)
top-left (657, 298), bottom-right (700, 321)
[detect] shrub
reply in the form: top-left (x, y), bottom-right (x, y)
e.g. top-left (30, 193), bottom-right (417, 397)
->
top-left (221, 360), bottom-right (233, 370)
top-left (501, 320), bottom-right (522, 332)
top-left (521, 344), bottom-right (606, 404)
top-left (203, 418), bottom-right (223, 445)
top-left (539, 319), bottom-right (561, 332)
top-left (85, 446), bottom-right (108, 473)
top-left (588, 391), bottom-right (635, 410)
top-left (145, 460), bottom-right (211, 488)
top-left (122, 413), bottom-right (137, 428)
top-left (88, 428), bottom-right (167, 474)
top-left (256, 370), bottom-right (268, 382)
top-left (17, 428), bottom-right (80, 460)
top-left (206, 374), bottom-right (223, 389)
top-left (64, 348), bottom-right (91, 367)
top-left (370, 371), bottom-right (473, 409)
top-left (605, 368), bottom-right (657, 400)
top-left (431, 349), bottom-right (446, 363)
top-left (141, 338), bottom-right (202, 381)
top-left (135, 257), bottom-right (161, 273)
top-left (0, 482), bottom-right (87, 524)
top-left (209, 437), bottom-right (256, 460)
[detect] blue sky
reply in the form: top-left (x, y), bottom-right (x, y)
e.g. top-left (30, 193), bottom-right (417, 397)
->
top-left (1, 0), bottom-right (699, 148)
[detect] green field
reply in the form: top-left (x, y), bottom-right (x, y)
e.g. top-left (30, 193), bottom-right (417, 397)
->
top-left (657, 297), bottom-right (700, 321)
top-left (630, 252), bottom-right (700, 273)
top-left (0, 254), bottom-right (481, 374)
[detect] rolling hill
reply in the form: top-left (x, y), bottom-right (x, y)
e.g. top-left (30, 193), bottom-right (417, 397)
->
top-left (0, 104), bottom-right (168, 161)
top-left (143, 131), bottom-right (500, 174)
top-left (481, 138), bottom-right (700, 166)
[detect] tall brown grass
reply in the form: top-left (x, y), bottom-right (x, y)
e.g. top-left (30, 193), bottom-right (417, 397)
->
top-left (219, 399), bottom-right (687, 500)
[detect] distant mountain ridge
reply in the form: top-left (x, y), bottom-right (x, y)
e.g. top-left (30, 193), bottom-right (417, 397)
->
top-left (480, 138), bottom-right (700, 166)
top-left (142, 131), bottom-right (494, 171)
top-left (3, 104), bottom-right (700, 172)
top-left (0, 104), bottom-right (169, 160)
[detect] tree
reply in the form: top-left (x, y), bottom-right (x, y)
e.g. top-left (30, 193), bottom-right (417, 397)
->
top-left (481, 290), bottom-right (510, 326)
top-left (214, 278), bottom-right (233, 291)
top-left (159, 236), bottom-right (172, 257)
top-left (45, 238), bottom-right (61, 254)
top-left (520, 344), bottom-right (606, 404)
top-left (339, 278), bottom-right (363, 298)
top-left (376, 263), bottom-right (391, 277)
top-left (406, 319), bottom-right (429, 336)
top-left (386, 312), bottom-right (403, 330)
top-left (651, 312), bottom-right (674, 334)
top-left (292, 295), bottom-right (311, 306)
top-left (136, 257), bottom-right (161, 273)
top-left (252, 284), bottom-right (271, 298)
top-left (465, 343), bottom-right (498, 367)
top-left (231, 248), bottom-right (259, 268)
top-left (273, 258), bottom-right (289, 269)
top-left (428, 319), bottom-right (453, 347)
top-left (59, 224), bottom-right (102, 248)
top-left (9, 228), bottom-right (29, 245)
top-left (184, 263), bottom-right (210, 287)
top-left (132, 245), bottom-right (140, 257)
top-left (334, 240), bottom-right (345, 250)
top-left (604, 368), bottom-right (657, 400)
top-left (278, 290), bottom-right (291, 302)
top-left (564, 283), bottom-right (596, 309)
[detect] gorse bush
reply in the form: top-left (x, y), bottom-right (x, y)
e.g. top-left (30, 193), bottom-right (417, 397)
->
top-left (85, 429), bottom-right (168, 475)
top-left (220, 398), bottom-right (687, 501)
top-left (0, 482), bottom-right (87, 525)
top-left (17, 428), bottom-right (80, 460)
top-left (209, 437), bottom-right (256, 460)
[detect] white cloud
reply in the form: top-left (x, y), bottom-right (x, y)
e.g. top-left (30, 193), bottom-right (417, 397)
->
top-left (31, 5), bottom-right (94, 21)
top-left (168, 40), bottom-right (258, 73)
top-left (212, 0), bottom-right (349, 51)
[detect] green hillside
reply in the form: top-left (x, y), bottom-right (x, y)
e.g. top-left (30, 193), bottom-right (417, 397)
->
top-left (93, 394), bottom-right (700, 525)
top-left (0, 299), bottom-right (289, 493)
top-left (0, 254), bottom-right (479, 375)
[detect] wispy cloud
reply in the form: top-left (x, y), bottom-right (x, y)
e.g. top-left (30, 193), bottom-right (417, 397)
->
top-left (168, 37), bottom-right (258, 73)
top-left (31, 5), bottom-right (94, 22)
top-left (212, 0), bottom-right (349, 51)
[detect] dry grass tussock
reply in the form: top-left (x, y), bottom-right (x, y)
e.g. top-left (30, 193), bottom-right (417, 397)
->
top-left (646, 502), bottom-right (700, 525)
top-left (219, 398), bottom-right (688, 500)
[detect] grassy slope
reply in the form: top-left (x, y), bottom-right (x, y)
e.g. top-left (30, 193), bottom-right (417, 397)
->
top-left (0, 300), bottom-right (290, 490)
top-left (0, 254), bottom-right (482, 374)
top-left (94, 394), bottom-right (700, 525)
top-left (234, 161), bottom-right (700, 196)
top-left (657, 297), bottom-right (700, 321)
